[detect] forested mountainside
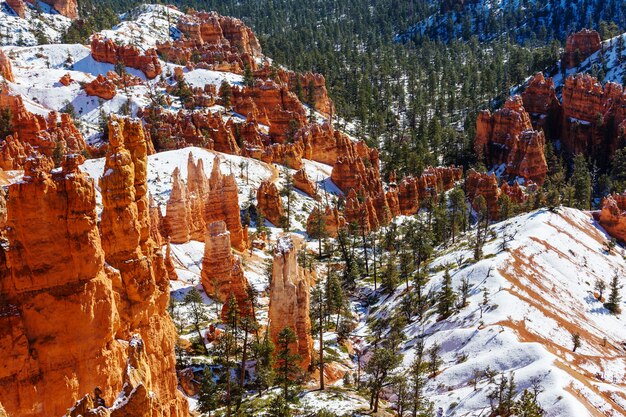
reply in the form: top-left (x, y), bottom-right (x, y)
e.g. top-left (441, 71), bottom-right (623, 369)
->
top-left (1, 0), bottom-right (626, 417)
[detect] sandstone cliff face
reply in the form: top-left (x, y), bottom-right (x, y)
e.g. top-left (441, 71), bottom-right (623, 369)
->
top-left (205, 156), bottom-right (245, 250)
top-left (475, 95), bottom-right (532, 164)
top-left (293, 168), bottom-right (317, 198)
top-left (257, 180), bottom-right (285, 226)
top-left (40, 0), bottom-right (77, 18)
top-left (560, 73), bottom-right (625, 166)
top-left (253, 64), bottom-right (335, 117)
top-left (521, 72), bottom-right (562, 134)
top-left (84, 74), bottom-right (117, 100)
top-left (343, 188), bottom-right (379, 234)
top-left (465, 170), bottom-right (501, 220)
top-left (0, 146), bottom-right (187, 416)
top-left (597, 193), bottom-right (626, 242)
top-left (164, 154), bottom-right (245, 250)
top-left (200, 221), bottom-right (251, 317)
top-left (331, 153), bottom-right (381, 196)
top-left (294, 122), bottom-right (355, 165)
top-left (165, 167), bottom-right (192, 244)
top-left (562, 29), bottom-right (601, 69)
top-left (98, 116), bottom-right (188, 416)
top-left (269, 235), bottom-right (313, 370)
top-left (0, 51), bottom-right (14, 83)
top-left (157, 11), bottom-right (261, 74)
top-left (232, 81), bottom-right (308, 143)
top-left (66, 335), bottom-right (176, 417)
top-left (0, 86), bottom-right (86, 167)
top-left (504, 130), bottom-right (548, 185)
top-left (140, 107), bottom-right (238, 153)
top-left (91, 35), bottom-right (162, 79)
top-left (474, 95), bottom-right (547, 184)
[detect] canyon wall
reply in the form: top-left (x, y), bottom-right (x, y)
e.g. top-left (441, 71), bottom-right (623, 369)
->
top-left (0, 120), bottom-right (187, 416)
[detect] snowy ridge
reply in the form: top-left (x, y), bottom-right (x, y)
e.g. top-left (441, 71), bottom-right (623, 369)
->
top-left (363, 208), bottom-right (626, 416)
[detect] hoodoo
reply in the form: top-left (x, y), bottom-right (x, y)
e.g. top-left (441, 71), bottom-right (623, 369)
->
top-left (268, 235), bottom-right (313, 370)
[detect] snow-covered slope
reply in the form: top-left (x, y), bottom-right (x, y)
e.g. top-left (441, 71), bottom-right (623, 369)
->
top-left (0, 0), bottom-right (72, 45)
top-left (363, 207), bottom-right (626, 416)
top-left (551, 32), bottom-right (626, 90)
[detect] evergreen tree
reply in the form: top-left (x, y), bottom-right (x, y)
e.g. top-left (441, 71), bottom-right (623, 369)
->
top-left (437, 269), bottom-right (457, 319)
top-left (275, 327), bottom-right (301, 400)
top-left (197, 368), bottom-right (219, 417)
top-left (514, 389), bottom-right (545, 417)
top-left (569, 154), bottom-right (591, 210)
top-left (604, 272), bottom-right (622, 314)
top-left (243, 64), bottom-right (255, 88)
top-left (183, 287), bottom-right (209, 354)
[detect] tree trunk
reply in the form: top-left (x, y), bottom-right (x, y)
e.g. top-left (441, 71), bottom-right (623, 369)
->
top-left (319, 300), bottom-right (325, 390)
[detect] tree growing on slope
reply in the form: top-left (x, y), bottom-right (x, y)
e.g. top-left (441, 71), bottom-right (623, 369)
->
top-left (605, 272), bottom-right (622, 314)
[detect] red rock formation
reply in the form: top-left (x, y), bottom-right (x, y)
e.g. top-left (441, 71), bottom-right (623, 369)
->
top-left (295, 121), bottom-right (358, 165)
top-left (200, 220), bottom-right (251, 317)
top-left (521, 72), bottom-right (562, 134)
top-left (343, 188), bottom-right (379, 233)
top-left (66, 335), bottom-right (178, 417)
top-left (269, 235), bottom-right (313, 370)
top-left (597, 193), bottom-right (626, 242)
top-left (0, 134), bottom-right (31, 170)
top-left (140, 107), bottom-right (239, 153)
top-left (465, 170), bottom-right (501, 220)
top-left (257, 180), bottom-right (285, 226)
top-left (562, 29), bottom-right (602, 69)
top-left (306, 205), bottom-right (346, 238)
top-left (475, 95), bottom-right (532, 164)
top-left (331, 154), bottom-right (382, 196)
top-left (205, 156), bottom-right (245, 251)
top-left (84, 74), bottom-right (117, 100)
top-left (474, 95), bottom-right (547, 184)
top-left (91, 35), bottom-right (162, 79)
top-left (254, 64), bottom-right (335, 117)
top-left (0, 86), bottom-right (86, 166)
top-left (39, 0), bottom-right (77, 18)
top-left (504, 130), bottom-right (548, 185)
top-left (5, 0), bottom-right (26, 18)
top-left (59, 73), bottom-right (73, 86)
top-left (396, 176), bottom-right (421, 215)
top-left (164, 239), bottom-right (178, 281)
top-left (500, 181), bottom-right (526, 205)
top-left (98, 116), bottom-right (188, 415)
top-left (164, 155), bottom-right (245, 250)
top-left (0, 52), bottom-right (15, 83)
top-left (0, 148), bottom-right (187, 416)
top-left (233, 81), bottom-right (308, 143)
top-left (560, 74), bottom-right (625, 165)
top-left (157, 11), bottom-right (261, 74)
top-left (293, 168), bottom-right (317, 198)
top-left (177, 368), bottom-right (200, 397)
top-left (165, 167), bottom-right (191, 244)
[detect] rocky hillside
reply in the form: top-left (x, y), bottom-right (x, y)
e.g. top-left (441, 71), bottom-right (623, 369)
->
top-left (1, 3), bottom-right (626, 417)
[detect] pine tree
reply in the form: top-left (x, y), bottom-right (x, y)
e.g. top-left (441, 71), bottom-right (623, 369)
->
top-left (197, 367), bottom-right (219, 417)
top-left (275, 327), bottom-right (301, 400)
top-left (570, 154), bottom-right (591, 210)
top-left (252, 328), bottom-right (275, 394)
top-left (604, 272), bottom-right (622, 314)
top-left (437, 269), bottom-right (457, 318)
top-left (243, 64), bottom-right (255, 88)
top-left (514, 390), bottom-right (545, 416)
top-left (183, 287), bottom-right (209, 354)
